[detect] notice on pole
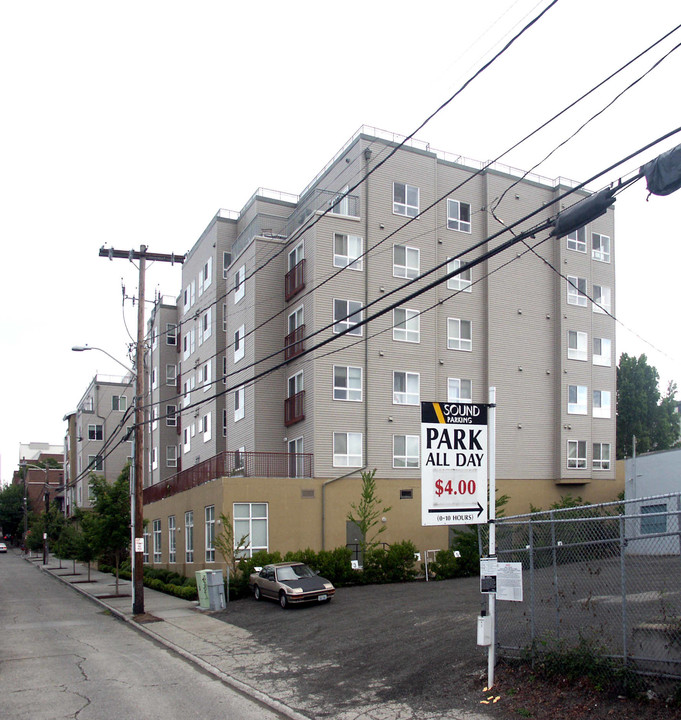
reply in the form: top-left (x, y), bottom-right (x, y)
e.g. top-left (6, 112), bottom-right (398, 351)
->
top-left (496, 562), bottom-right (523, 602)
top-left (421, 401), bottom-right (488, 526)
top-left (135, 538), bottom-right (144, 553)
top-left (480, 557), bottom-right (497, 594)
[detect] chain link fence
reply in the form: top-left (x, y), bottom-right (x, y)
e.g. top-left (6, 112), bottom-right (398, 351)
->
top-left (491, 493), bottom-right (681, 686)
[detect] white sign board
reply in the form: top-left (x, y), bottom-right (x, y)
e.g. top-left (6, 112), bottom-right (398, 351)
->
top-left (496, 562), bottom-right (523, 602)
top-left (135, 538), bottom-right (145, 553)
top-left (421, 401), bottom-right (488, 526)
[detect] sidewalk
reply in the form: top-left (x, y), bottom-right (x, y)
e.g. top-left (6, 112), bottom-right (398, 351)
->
top-left (23, 552), bottom-right (309, 720)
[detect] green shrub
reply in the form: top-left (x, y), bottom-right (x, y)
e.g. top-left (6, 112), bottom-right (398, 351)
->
top-left (362, 541), bottom-right (418, 584)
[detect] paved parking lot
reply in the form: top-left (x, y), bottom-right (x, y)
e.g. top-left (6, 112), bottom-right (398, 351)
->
top-left (215, 577), bottom-right (490, 718)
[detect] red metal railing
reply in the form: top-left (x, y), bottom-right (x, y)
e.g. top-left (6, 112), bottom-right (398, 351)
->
top-left (143, 450), bottom-right (314, 504)
top-left (284, 390), bottom-right (305, 426)
top-left (284, 325), bottom-right (305, 361)
top-left (284, 259), bottom-right (305, 301)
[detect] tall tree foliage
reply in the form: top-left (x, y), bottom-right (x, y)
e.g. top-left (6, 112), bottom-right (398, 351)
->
top-left (0, 483), bottom-right (26, 540)
top-left (617, 354), bottom-right (680, 458)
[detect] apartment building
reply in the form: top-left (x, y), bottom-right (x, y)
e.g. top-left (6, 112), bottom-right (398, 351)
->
top-left (143, 126), bottom-right (618, 572)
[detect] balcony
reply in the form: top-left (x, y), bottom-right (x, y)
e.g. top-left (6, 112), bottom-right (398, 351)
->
top-left (143, 450), bottom-right (314, 504)
top-left (285, 258), bottom-right (306, 301)
top-left (284, 390), bottom-right (305, 426)
top-left (284, 325), bottom-right (305, 361)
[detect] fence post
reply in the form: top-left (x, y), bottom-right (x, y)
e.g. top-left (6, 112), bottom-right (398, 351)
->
top-left (619, 514), bottom-right (628, 670)
top-left (550, 510), bottom-right (560, 639)
top-left (529, 518), bottom-right (536, 660)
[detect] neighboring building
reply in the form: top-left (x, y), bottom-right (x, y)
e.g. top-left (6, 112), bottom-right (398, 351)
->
top-left (13, 443), bottom-right (65, 517)
top-left (69, 374), bottom-right (134, 510)
top-left (143, 126), bottom-right (619, 572)
top-left (62, 412), bottom-right (77, 516)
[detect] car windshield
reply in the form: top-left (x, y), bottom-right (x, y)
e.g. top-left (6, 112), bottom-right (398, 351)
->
top-left (276, 565), bottom-right (316, 581)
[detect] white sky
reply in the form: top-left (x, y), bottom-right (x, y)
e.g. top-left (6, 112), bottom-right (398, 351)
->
top-left (1, 0), bottom-right (680, 485)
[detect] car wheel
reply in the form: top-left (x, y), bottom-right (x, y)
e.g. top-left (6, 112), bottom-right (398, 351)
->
top-left (279, 592), bottom-right (289, 609)
top-left (253, 585), bottom-right (261, 601)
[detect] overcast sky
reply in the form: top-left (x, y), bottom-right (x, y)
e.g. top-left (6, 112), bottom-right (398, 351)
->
top-left (1, 0), bottom-right (679, 485)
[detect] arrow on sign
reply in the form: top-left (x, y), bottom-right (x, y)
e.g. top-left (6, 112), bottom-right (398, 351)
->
top-left (428, 502), bottom-right (485, 516)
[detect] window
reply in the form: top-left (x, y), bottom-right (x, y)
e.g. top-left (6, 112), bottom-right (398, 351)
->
top-left (448, 378), bottom-right (472, 403)
top-left (153, 519), bottom-right (162, 563)
top-left (393, 371), bottom-right (420, 405)
top-left (88, 424), bottom-right (103, 441)
top-left (143, 529), bottom-right (150, 563)
top-left (567, 227), bottom-right (587, 253)
top-left (333, 299), bottom-right (363, 335)
top-left (567, 331), bottom-right (587, 361)
top-left (234, 324), bottom-right (245, 362)
top-left (112, 395), bottom-right (127, 412)
top-left (593, 443), bottom-right (611, 470)
top-left (592, 390), bottom-right (611, 418)
top-left (333, 365), bottom-right (362, 401)
top-left (331, 185), bottom-right (350, 216)
top-left (88, 455), bottom-right (103, 472)
top-left (393, 308), bottom-right (420, 343)
top-left (234, 387), bottom-right (245, 421)
top-left (185, 511), bottom-right (194, 563)
top-left (151, 366), bottom-right (158, 390)
top-left (183, 427), bottom-right (191, 454)
top-left (641, 503), bottom-right (667, 535)
top-left (393, 245), bottom-right (420, 279)
top-left (199, 256), bottom-right (212, 295)
top-left (288, 437), bottom-right (304, 478)
top-left (166, 363), bottom-right (176, 386)
top-left (289, 241), bottom-right (304, 270)
top-left (592, 233), bottom-right (610, 263)
top-left (183, 328), bottom-right (195, 360)
top-left (567, 276), bottom-right (587, 306)
top-left (166, 323), bottom-right (177, 346)
top-left (592, 285), bottom-right (611, 314)
top-left (567, 440), bottom-right (587, 469)
top-left (183, 280), bottom-right (195, 315)
top-left (234, 265), bottom-right (245, 303)
top-left (288, 371), bottom-right (303, 398)
top-left (333, 233), bottom-right (363, 270)
top-left (223, 251), bottom-right (232, 279)
top-left (447, 258), bottom-right (472, 292)
top-left (199, 308), bottom-right (212, 344)
top-left (201, 361), bottom-right (211, 392)
top-left (234, 503), bottom-right (268, 558)
top-left (150, 446), bottom-right (158, 471)
top-left (593, 337), bottom-right (611, 367)
top-left (393, 182), bottom-right (419, 217)
top-left (568, 385), bottom-right (588, 415)
top-left (447, 199), bottom-right (471, 232)
top-left (223, 303), bottom-right (227, 333)
top-left (151, 406), bottom-right (158, 432)
top-left (152, 327), bottom-right (158, 350)
top-left (166, 445), bottom-right (177, 468)
top-left (393, 435), bottom-right (419, 468)
top-left (168, 516), bottom-right (176, 563)
top-left (205, 505), bottom-right (215, 562)
top-left (400, 489), bottom-right (414, 500)
top-left (222, 409), bottom-right (227, 438)
top-left (333, 432), bottom-right (363, 467)
top-left (447, 318), bottom-right (472, 351)
top-left (202, 412), bottom-right (212, 442)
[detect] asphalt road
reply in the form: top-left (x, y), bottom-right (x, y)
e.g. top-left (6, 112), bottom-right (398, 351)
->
top-left (0, 551), bottom-right (284, 720)
top-left (215, 576), bottom-right (491, 717)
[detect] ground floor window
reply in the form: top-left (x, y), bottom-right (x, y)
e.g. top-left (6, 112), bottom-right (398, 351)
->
top-left (168, 515), bottom-right (176, 563)
top-left (205, 505), bottom-right (215, 562)
top-left (234, 502), bottom-right (268, 558)
top-left (153, 519), bottom-right (162, 563)
top-left (185, 510), bottom-right (194, 563)
top-left (641, 503), bottom-right (667, 535)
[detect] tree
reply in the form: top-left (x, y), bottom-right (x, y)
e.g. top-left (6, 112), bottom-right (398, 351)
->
top-left (617, 354), bottom-right (680, 458)
top-left (88, 469), bottom-right (131, 594)
top-left (0, 483), bottom-right (26, 541)
top-left (214, 513), bottom-right (250, 598)
top-left (347, 469), bottom-right (391, 553)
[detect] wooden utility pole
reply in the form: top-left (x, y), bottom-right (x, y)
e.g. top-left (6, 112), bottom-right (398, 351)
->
top-left (99, 245), bottom-right (184, 616)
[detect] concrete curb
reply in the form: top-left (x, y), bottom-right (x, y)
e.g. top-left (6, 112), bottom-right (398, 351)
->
top-left (26, 554), bottom-right (311, 720)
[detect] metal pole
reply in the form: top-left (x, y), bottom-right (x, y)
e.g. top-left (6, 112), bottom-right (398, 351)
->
top-left (487, 386), bottom-right (497, 688)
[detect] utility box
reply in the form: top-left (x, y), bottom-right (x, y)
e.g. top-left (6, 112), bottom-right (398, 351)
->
top-left (195, 570), bottom-right (210, 609)
top-left (205, 569), bottom-right (226, 610)
top-left (477, 614), bottom-right (492, 646)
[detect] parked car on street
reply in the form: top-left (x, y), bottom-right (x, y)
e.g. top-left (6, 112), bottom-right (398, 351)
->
top-left (0, 542), bottom-right (8, 553)
top-left (249, 562), bottom-right (335, 608)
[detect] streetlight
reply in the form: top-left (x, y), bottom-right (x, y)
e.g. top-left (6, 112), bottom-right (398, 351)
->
top-left (72, 344), bottom-right (143, 615)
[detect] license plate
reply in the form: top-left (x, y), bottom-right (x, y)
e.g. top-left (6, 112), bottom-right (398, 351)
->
top-left (317, 594), bottom-right (328, 601)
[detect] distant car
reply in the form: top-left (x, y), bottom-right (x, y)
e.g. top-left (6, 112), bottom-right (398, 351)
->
top-left (249, 562), bottom-right (335, 608)
top-left (0, 542), bottom-right (7, 553)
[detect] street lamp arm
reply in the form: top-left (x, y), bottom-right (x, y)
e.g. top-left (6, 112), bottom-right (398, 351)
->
top-left (72, 345), bottom-right (135, 375)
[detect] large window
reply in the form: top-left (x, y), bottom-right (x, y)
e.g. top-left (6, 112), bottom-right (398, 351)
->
top-left (393, 308), bottom-right (420, 343)
top-left (567, 440), bottom-right (587, 469)
top-left (393, 182), bottom-right (419, 217)
top-left (641, 503), bottom-right (667, 535)
top-left (199, 256), bottom-right (212, 295)
top-left (447, 199), bottom-right (471, 233)
top-left (112, 396), bottom-right (127, 412)
top-left (88, 424), bottom-right (103, 441)
top-left (592, 285), bottom-right (611, 314)
top-left (153, 519), bottom-right (162, 563)
top-left (166, 323), bottom-right (177, 346)
top-left (88, 455), bottom-right (103, 472)
top-left (393, 435), bottom-right (419, 468)
top-left (333, 299), bottom-right (363, 335)
top-left (567, 330), bottom-right (587, 361)
top-left (568, 385), bottom-right (588, 415)
top-left (448, 378), bottom-right (472, 403)
top-left (166, 363), bottom-right (177, 385)
top-left (185, 511), bottom-right (194, 563)
top-left (166, 404), bottom-right (176, 427)
top-left (393, 371), bottom-right (420, 405)
top-left (447, 318), bottom-right (472, 351)
top-left (234, 503), bottom-right (268, 558)
top-left (593, 337), bottom-right (611, 367)
top-left (205, 505), bottom-right (215, 563)
top-left (567, 227), bottom-right (586, 252)
top-left (333, 432), bottom-right (363, 467)
top-left (447, 258), bottom-right (472, 292)
top-left (567, 276), bottom-right (587, 306)
top-left (593, 443), bottom-right (611, 470)
top-left (166, 445), bottom-right (177, 468)
top-left (168, 515), bottom-right (176, 563)
top-left (393, 245), bottom-right (420, 279)
top-left (202, 412), bottom-right (212, 442)
top-left (592, 390), bottom-right (611, 418)
top-left (333, 233), bottom-right (363, 270)
top-left (333, 365), bottom-right (362, 401)
top-left (592, 233), bottom-right (611, 263)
